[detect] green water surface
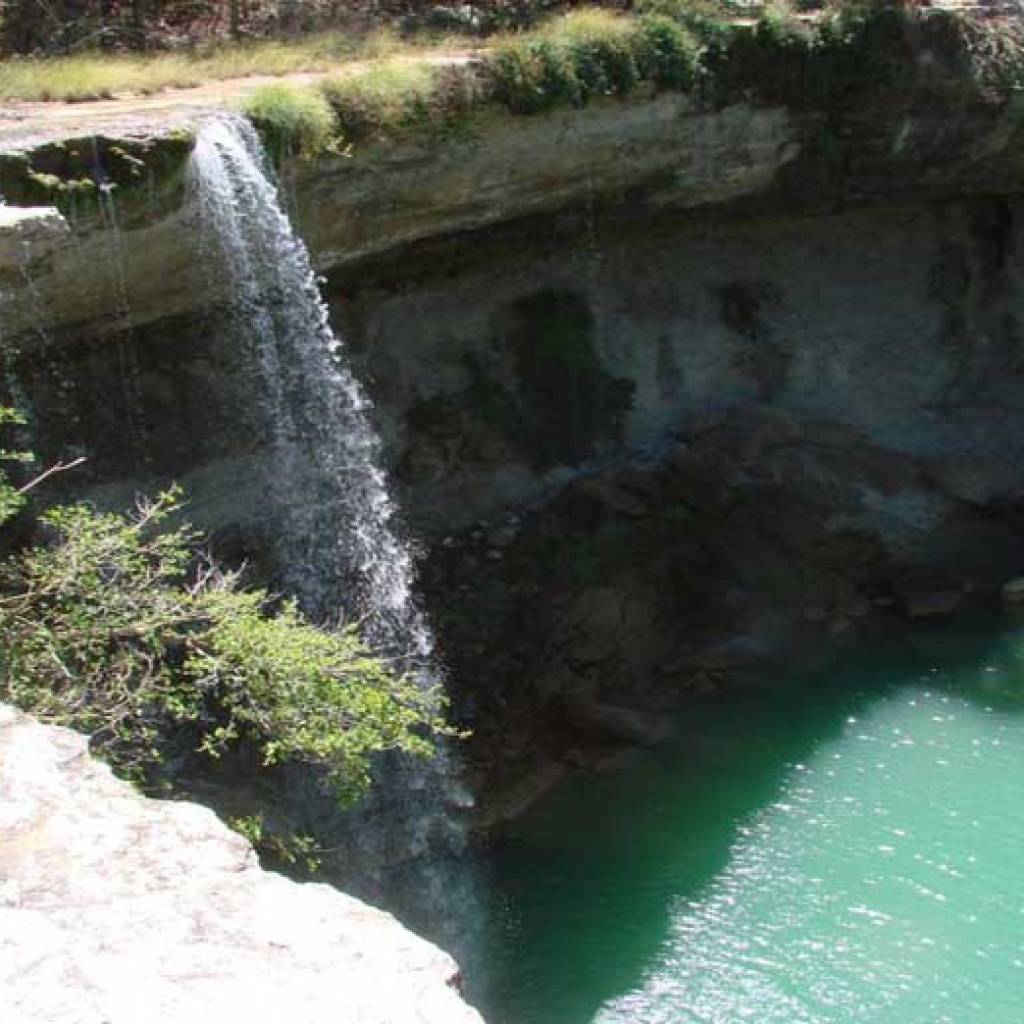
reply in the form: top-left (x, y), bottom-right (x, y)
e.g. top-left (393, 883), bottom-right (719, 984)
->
top-left (478, 621), bottom-right (1024, 1024)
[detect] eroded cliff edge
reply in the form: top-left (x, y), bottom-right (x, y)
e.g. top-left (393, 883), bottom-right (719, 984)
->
top-left (0, 703), bottom-right (482, 1024)
top-left (3, 10), bottom-right (1024, 830)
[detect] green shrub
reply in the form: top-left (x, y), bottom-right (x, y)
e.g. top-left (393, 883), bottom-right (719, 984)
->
top-left (487, 9), bottom-right (699, 115)
top-left (320, 58), bottom-right (487, 142)
top-left (913, 7), bottom-right (1024, 96)
top-left (700, 0), bottom-right (1024, 111)
top-left (322, 61), bottom-right (437, 139)
top-left (695, 0), bottom-right (919, 108)
top-left (633, 14), bottom-right (701, 91)
top-left (0, 433), bottom-right (453, 805)
top-left (0, 407), bottom-right (30, 523)
top-left (242, 82), bottom-right (338, 157)
top-left (702, 6), bottom-right (817, 106)
top-left (634, 0), bottom-right (733, 45)
top-left (554, 10), bottom-right (643, 97)
top-left (229, 813), bottom-right (322, 873)
top-left (488, 35), bottom-right (583, 113)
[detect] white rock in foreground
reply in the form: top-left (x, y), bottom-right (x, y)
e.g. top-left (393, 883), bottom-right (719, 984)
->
top-left (0, 704), bottom-right (484, 1024)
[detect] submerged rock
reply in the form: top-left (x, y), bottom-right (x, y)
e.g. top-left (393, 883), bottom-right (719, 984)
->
top-left (899, 584), bottom-right (965, 620)
top-left (564, 697), bottom-right (679, 748)
top-left (0, 704), bottom-right (483, 1024)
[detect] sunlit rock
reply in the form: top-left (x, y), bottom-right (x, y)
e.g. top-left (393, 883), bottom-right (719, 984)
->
top-left (0, 704), bottom-right (483, 1024)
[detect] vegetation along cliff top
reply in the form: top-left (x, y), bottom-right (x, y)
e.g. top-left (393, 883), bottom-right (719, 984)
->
top-left (1, 0), bottom-right (1023, 155)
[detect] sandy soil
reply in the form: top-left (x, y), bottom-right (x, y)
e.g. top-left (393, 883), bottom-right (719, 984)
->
top-left (0, 52), bottom-right (476, 150)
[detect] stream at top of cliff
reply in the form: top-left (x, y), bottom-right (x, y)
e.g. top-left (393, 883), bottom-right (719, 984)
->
top-left (474, 615), bottom-right (1024, 1024)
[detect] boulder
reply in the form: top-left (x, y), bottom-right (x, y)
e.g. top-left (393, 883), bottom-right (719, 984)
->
top-left (0, 204), bottom-right (69, 269)
top-left (564, 697), bottom-right (678, 747)
top-left (0, 704), bottom-right (483, 1024)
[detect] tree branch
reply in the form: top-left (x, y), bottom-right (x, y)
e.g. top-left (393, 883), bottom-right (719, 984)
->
top-left (17, 457), bottom-right (87, 495)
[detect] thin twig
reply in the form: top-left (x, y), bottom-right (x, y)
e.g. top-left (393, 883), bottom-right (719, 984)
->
top-left (17, 457), bottom-right (88, 495)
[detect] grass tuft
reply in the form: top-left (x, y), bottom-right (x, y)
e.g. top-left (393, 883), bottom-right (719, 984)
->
top-left (321, 60), bottom-right (444, 140)
top-left (486, 8), bottom-right (699, 115)
top-left (320, 54), bottom-right (488, 142)
top-left (243, 82), bottom-right (337, 157)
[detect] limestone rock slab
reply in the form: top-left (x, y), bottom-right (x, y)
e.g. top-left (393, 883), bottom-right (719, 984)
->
top-left (0, 204), bottom-right (70, 269)
top-left (0, 704), bottom-right (483, 1024)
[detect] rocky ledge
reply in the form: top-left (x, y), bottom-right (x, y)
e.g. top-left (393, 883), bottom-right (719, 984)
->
top-left (0, 704), bottom-right (483, 1024)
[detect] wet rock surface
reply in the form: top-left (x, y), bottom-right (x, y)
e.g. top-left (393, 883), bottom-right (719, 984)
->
top-left (421, 405), bottom-right (1024, 817)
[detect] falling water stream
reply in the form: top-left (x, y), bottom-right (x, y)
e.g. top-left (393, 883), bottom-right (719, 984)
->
top-left (187, 118), bottom-right (470, 918)
top-left (189, 116), bottom-right (429, 652)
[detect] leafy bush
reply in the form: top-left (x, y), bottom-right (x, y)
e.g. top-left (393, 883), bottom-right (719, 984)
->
top-left (911, 6), bottom-right (1024, 97)
top-left (320, 59), bottom-right (483, 142)
top-left (633, 14), bottom-right (701, 91)
top-left (487, 35), bottom-right (584, 114)
top-left (633, 0), bottom-right (733, 45)
top-left (702, 5), bottom-right (819, 106)
top-left (487, 8), bottom-right (699, 115)
top-left (700, 0), bottom-right (1024, 111)
top-left (0, 407), bottom-right (30, 522)
top-left (0, 417), bottom-right (452, 806)
top-left (242, 82), bottom-right (338, 157)
top-left (322, 61), bottom-right (439, 139)
top-left (229, 813), bottom-right (322, 872)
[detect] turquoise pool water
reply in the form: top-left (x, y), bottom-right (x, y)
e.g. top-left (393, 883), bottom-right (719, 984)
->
top-left (478, 620), bottom-right (1024, 1024)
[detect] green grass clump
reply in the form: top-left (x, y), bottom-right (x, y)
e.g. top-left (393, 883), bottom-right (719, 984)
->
top-left (243, 82), bottom-right (337, 156)
top-left (322, 59), bottom-right (451, 140)
top-left (632, 14), bottom-right (703, 91)
top-left (486, 8), bottom-right (699, 115)
top-left (633, 0), bottom-right (736, 45)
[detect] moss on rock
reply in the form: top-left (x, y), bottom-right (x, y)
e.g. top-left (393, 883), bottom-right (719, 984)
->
top-left (0, 132), bottom-right (193, 228)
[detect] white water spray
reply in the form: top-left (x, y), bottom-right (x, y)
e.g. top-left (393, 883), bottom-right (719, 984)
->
top-left (189, 116), bottom-right (429, 654)
top-left (187, 116), bottom-right (469, 877)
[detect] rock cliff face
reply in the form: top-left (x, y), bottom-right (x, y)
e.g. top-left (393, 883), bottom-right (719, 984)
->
top-left (0, 703), bottom-right (483, 1024)
top-left (2, 74), bottom-right (1024, 819)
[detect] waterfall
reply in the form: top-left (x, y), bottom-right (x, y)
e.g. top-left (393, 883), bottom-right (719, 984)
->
top-left (188, 116), bottom-right (427, 654)
top-left (186, 116), bottom-right (472, 904)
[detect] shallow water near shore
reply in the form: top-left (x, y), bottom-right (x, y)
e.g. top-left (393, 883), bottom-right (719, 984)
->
top-left (476, 616), bottom-right (1024, 1024)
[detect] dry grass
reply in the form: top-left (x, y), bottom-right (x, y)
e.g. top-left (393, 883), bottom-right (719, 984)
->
top-left (0, 28), bottom-right (454, 102)
top-left (0, 4), bottom-right (719, 104)
top-left (495, 7), bottom-right (638, 46)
